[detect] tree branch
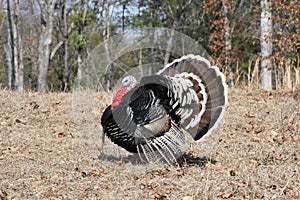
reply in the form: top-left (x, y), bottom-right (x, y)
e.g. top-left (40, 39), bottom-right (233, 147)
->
top-left (50, 40), bottom-right (64, 59)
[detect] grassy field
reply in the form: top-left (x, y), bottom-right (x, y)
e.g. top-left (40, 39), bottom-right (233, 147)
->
top-left (0, 88), bottom-right (299, 199)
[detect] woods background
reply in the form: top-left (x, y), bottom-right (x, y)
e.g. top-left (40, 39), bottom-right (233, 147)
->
top-left (0, 0), bottom-right (299, 92)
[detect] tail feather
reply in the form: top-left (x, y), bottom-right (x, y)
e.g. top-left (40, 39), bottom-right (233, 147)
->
top-left (158, 54), bottom-right (227, 141)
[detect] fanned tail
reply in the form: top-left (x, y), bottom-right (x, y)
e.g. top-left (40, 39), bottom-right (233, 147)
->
top-left (158, 54), bottom-right (228, 141)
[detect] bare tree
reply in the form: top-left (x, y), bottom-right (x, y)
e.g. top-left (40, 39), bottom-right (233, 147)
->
top-left (6, 0), bottom-right (15, 90)
top-left (49, 0), bottom-right (72, 91)
top-left (76, 0), bottom-right (89, 88)
top-left (5, 0), bottom-right (23, 91)
top-left (222, 0), bottom-right (234, 87)
top-left (26, 0), bottom-right (39, 89)
top-left (102, 0), bottom-right (114, 91)
top-left (37, 0), bottom-right (57, 92)
top-left (260, 0), bottom-right (273, 90)
top-left (163, 4), bottom-right (178, 66)
top-left (62, 0), bottom-right (69, 91)
top-left (17, 23), bottom-right (24, 92)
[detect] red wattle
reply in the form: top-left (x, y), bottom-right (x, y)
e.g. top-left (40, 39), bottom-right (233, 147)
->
top-left (111, 87), bottom-right (126, 110)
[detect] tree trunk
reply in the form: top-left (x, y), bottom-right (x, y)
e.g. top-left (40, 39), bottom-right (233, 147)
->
top-left (6, 0), bottom-right (23, 92)
top-left (138, 49), bottom-right (144, 77)
top-left (164, 24), bottom-right (176, 66)
top-left (223, 0), bottom-right (234, 87)
top-left (260, 0), bottom-right (273, 90)
top-left (76, 0), bottom-right (88, 88)
top-left (103, 0), bottom-right (114, 91)
top-left (11, 0), bottom-right (19, 90)
top-left (149, 32), bottom-right (154, 76)
top-left (15, 0), bottom-right (23, 92)
top-left (17, 32), bottom-right (24, 92)
top-left (37, 0), bottom-right (57, 93)
top-left (29, 0), bottom-right (38, 89)
top-left (6, 0), bottom-right (15, 90)
top-left (63, 0), bottom-right (69, 91)
top-left (5, 44), bottom-right (13, 90)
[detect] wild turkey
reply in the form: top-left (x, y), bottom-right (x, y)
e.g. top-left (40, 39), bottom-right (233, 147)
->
top-left (101, 54), bottom-right (227, 164)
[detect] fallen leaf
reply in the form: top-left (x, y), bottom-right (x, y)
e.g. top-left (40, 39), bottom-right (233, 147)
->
top-left (1, 121), bottom-right (7, 126)
top-left (50, 173), bottom-right (60, 181)
top-left (182, 196), bottom-right (194, 200)
top-left (229, 169), bottom-right (237, 176)
top-left (272, 151), bottom-right (283, 160)
top-left (206, 163), bottom-right (224, 170)
top-left (58, 131), bottom-right (68, 137)
top-left (282, 136), bottom-right (292, 143)
top-left (0, 189), bottom-right (8, 199)
top-left (51, 102), bottom-right (61, 107)
top-left (228, 138), bottom-right (241, 144)
top-left (243, 194), bottom-right (251, 199)
top-left (154, 192), bottom-right (167, 200)
top-left (267, 165), bottom-right (275, 170)
top-left (245, 113), bottom-right (255, 118)
top-left (249, 159), bottom-right (260, 166)
top-left (41, 109), bottom-right (50, 113)
top-left (44, 192), bottom-right (59, 198)
top-left (15, 118), bottom-right (27, 125)
top-left (217, 191), bottom-right (233, 199)
top-left (292, 135), bottom-right (300, 142)
top-left (87, 170), bottom-right (108, 177)
top-left (251, 136), bottom-right (261, 142)
top-left (268, 184), bottom-right (277, 190)
top-left (273, 137), bottom-right (284, 145)
top-left (32, 180), bottom-right (43, 185)
top-left (25, 101), bottom-right (39, 110)
top-left (25, 149), bottom-right (33, 154)
top-left (96, 94), bottom-right (104, 99)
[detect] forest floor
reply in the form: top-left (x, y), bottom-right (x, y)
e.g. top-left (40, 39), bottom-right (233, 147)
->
top-left (0, 88), bottom-right (299, 200)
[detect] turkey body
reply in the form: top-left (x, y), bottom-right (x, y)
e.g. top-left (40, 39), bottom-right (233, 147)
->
top-left (101, 55), bottom-right (228, 163)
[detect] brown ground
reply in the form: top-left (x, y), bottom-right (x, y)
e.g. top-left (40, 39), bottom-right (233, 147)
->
top-left (0, 88), bottom-right (299, 200)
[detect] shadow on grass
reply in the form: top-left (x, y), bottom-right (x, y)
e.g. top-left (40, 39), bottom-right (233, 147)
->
top-left (98, 151), bottom-right (217, 167)
top-left (98, 153), bottom-right (142, 164)
top-left (177, 153), bottom-right (217, 167)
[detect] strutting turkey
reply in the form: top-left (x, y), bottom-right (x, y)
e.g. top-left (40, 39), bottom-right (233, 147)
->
top-left (101, 54), bottom-right (228, 164)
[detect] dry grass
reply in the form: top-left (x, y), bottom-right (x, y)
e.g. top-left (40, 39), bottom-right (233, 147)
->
top-left (0, 88), bottom-right (299, 199)
top-left (233, 58), bottom-right (300, 91)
